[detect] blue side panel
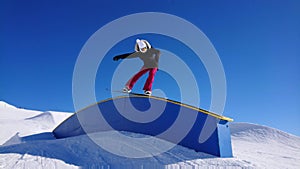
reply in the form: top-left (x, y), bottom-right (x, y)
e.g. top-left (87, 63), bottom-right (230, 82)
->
top-left (99, 97), bottom-right (180, 136)
top-left (181, 115), bottom-right (220, 156)
top-left (53, 96), bottom-right (233, 157)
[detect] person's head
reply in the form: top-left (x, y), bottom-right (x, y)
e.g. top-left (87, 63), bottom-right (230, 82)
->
top-left (135, 39), bottom-right (151, 53)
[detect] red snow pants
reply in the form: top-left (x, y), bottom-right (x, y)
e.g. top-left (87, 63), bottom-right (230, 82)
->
top-left (126, 67), bottom-right (158, 91)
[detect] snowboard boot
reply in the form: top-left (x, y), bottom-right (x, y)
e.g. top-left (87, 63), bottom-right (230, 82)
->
top-left (144, 90), bottom-right (152, 96)
top-left (123, 87), bottom-right (132, 93)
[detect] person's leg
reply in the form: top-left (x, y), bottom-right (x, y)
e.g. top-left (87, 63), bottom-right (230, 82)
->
top-left (143, 68), bottom-right (158, 91)
top-left (126, 67), bottom-right (149, 90)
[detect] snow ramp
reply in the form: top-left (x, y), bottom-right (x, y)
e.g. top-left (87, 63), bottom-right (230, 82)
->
top-left (53, 94), bottom-right (233, 157)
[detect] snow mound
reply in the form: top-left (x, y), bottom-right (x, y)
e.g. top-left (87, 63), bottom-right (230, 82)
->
top-left (0, 101), bottom-right (17, 109)
top-left (0, 101), bottom-right (300, 168)
top-left (25, 112), bottom-right (55, 123)
top-left (46, 111), bottom-right (73, 124)
top-left (0, 101), bottom-right (42, 120)
top-left (231, 122), bottom-right (300, 145)
top-left (231, 122), bottom-right (300, 168)
top-left (0, 101), bottom-right (72, 145)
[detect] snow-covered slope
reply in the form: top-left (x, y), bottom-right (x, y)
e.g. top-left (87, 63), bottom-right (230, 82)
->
top-left (0, 101), bottom-right (299, 168)
top-left (230, 122), bottom-right (300, 168)
top-left (0, 101), bottom-right (72, 145)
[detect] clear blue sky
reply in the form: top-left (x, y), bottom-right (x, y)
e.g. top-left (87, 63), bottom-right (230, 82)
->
top-left (1, 0), bottom-right (299, 136)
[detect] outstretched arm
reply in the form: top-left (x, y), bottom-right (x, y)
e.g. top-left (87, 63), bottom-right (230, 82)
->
top-left (113, 52), bottom-right (134, 61)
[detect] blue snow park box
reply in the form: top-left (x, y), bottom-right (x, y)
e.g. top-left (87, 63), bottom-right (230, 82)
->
top-left (53, 94), bottom-right (233, 157)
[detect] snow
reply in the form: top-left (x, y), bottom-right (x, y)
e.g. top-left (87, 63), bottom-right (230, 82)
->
top-left (0, 101), bottom-right (72, 145)
top-left (230, 123), bottom-right (300, 168)
top-left (0, 101), bottom-right (300, 168)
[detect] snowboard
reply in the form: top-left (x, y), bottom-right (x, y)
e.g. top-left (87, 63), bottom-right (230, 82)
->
top-left (110, 90), bottom-right (151, 97)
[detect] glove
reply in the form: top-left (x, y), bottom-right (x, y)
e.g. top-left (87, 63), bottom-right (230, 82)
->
top-left (113, 56), bottom-right (121, 61)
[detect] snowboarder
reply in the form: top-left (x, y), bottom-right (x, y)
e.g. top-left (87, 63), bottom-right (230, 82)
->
top-left (113, 39), bottom-right (161, 96)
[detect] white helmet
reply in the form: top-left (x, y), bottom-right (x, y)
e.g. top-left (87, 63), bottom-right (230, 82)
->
top-left (135, 39), bottom-right (151, 52)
